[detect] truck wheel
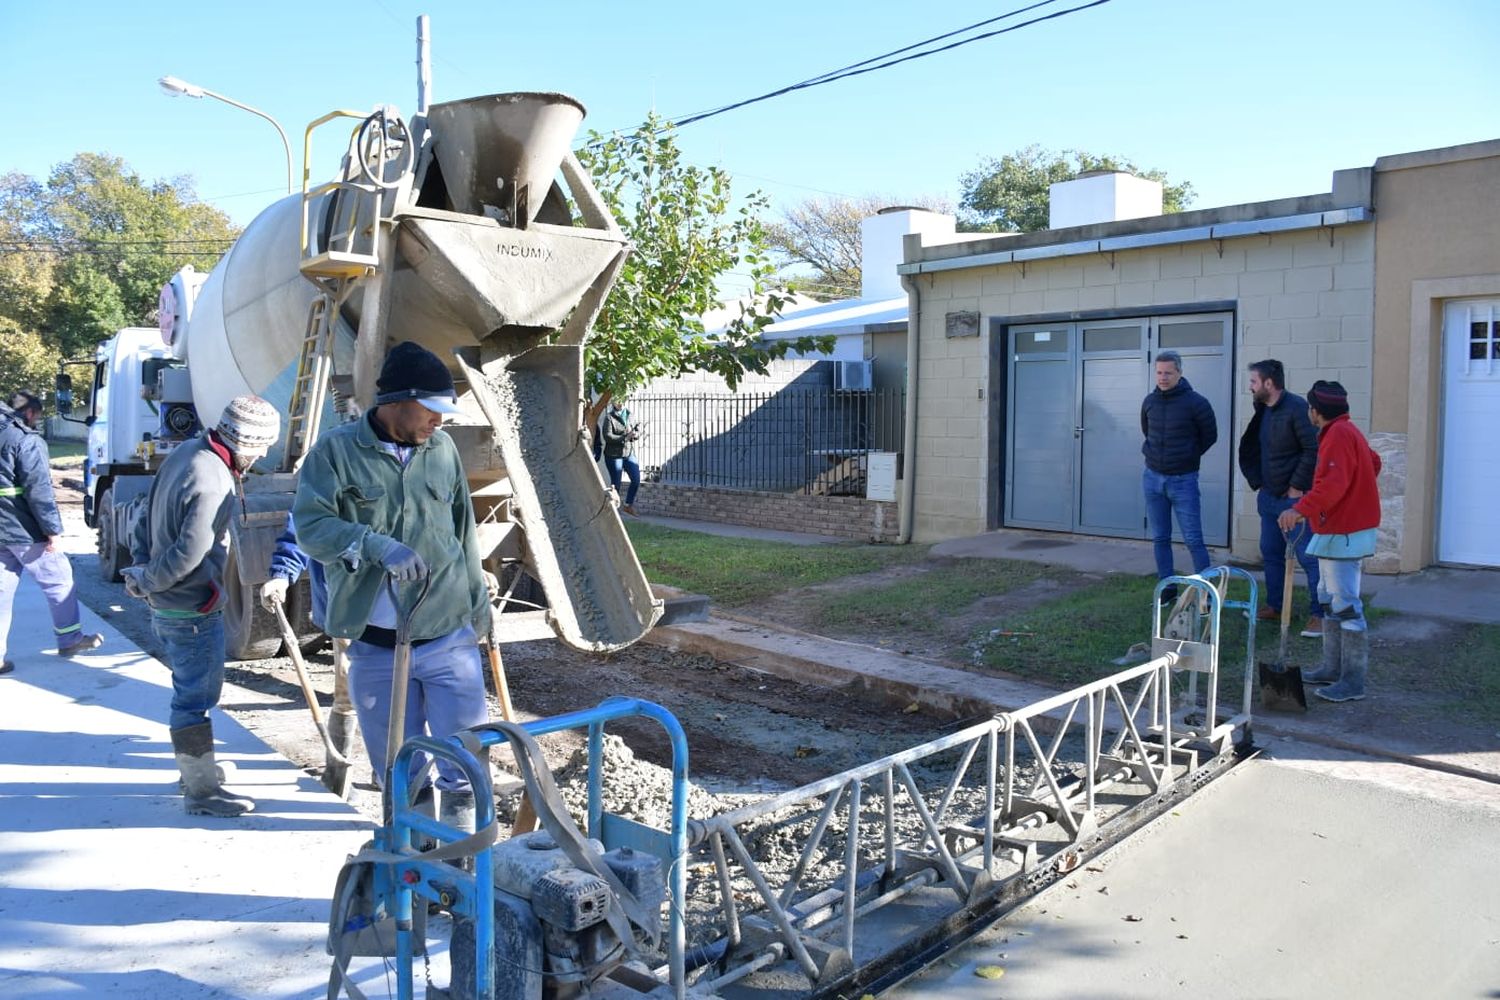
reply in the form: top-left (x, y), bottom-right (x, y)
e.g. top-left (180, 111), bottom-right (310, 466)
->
top-left (96, 488), bottom-right (129, 583)
top-left (223, 546), bottom-right (284, 661)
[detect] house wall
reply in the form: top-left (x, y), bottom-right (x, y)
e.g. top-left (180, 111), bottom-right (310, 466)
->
top-left (1369, 141), bottom-right (1500, 572)
top-left (910, 224), bottom-right (1378, 567)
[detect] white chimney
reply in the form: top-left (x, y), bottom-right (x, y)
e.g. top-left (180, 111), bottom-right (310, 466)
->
top-left (860, 207), bottom-right (956, 299)
top-left (1048, 171), bottom-right (1163, 230)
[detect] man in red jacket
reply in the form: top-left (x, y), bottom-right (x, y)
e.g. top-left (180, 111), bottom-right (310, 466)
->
top-left (1278, 381), bottom-right (1382, 703)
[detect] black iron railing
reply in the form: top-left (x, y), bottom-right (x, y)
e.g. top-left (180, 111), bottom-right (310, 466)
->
top-left (620, 388), bottom-right (904, 496)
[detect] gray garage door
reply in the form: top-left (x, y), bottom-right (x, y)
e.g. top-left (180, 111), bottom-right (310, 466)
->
top-left (1004, 312), bottom-right (1232, 546)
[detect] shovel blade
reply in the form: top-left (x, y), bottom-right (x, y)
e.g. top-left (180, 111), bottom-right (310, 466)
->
top-left (1258, 660), bottom-right (1309, 712)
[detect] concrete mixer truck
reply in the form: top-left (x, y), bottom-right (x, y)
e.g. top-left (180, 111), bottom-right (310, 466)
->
top-left (62, 85), bottom-right (663, 660)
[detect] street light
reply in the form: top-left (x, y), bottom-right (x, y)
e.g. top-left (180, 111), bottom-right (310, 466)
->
top-left (158, 75), bottom-right (295, 195)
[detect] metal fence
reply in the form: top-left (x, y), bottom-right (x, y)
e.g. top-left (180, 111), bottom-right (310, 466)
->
top-left (625, 388), bottom-right (904, 496)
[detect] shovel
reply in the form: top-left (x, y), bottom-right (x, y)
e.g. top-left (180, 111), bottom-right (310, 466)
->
top-left (269, 598), bottom-right (351, 796)
top-left (486, 613), bottom-right (538, 835)
top-left (1257, 529), bottom-right (1308, 712)
top-left (384, 573), bottom-right (432, 823)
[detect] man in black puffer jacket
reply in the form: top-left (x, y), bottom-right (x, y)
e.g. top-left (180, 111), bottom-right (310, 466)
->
top-left (1140, 351), bottom-right (1218, 599)
top-left (1237, 359), bottom-right (1321, 635)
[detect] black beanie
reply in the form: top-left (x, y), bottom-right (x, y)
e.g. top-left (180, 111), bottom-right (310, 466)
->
top-left (1307, 380), bottom-right (1349, 420)
top-left (375, 341), bottom-right (455, 404)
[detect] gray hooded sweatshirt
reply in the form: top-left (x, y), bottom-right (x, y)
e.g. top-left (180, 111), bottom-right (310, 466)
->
top-left (132, 433), bottom-right (237, 614)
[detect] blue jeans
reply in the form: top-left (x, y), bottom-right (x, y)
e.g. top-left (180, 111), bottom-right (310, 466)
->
top-left (1142, 468), bottom-right (1211, 580)
top-left (1316, 558), bottom-right (1366, 632)
top-left (1257, 492), bottom-right (1320, 615)
top-left (151, 611), bottom-right (226, 731)
top-left (606, 455), bottom-right (641, 505)
top-left (346, 625), bottom-right (487, 792)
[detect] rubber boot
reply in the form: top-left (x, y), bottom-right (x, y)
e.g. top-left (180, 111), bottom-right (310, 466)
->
top-left (1302, 615), bottom-right (1343, 685)
top-left (171, 722), bottom-right (254, 817)
top-left (409, 785), bottom-right (437, 850)
top-left (440, 790), bottom-right (477, 873)
top-left (1315, 629), bottom-right (1368, 703)
top-left (322, 710), bottom-right (356, 796)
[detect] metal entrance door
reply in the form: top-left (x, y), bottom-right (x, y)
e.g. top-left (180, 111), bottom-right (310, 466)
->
top-left (1005, 313), bottom-right (1232, 546)
top-left (1005, 325), bottom-right (1075, 530)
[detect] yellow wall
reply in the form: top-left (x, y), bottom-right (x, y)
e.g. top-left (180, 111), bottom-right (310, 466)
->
top-left (1370, 141), bottom-right (1500, 570)
top-left (910, 226), bottom-right (1376, 557)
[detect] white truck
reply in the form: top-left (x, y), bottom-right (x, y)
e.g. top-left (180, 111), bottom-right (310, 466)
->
top-left (58, 83), bottom-right (662, 660)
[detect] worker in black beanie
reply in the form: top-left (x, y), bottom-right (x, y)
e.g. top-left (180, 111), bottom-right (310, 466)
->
top-left (294, 341), bottom-right (489, 832)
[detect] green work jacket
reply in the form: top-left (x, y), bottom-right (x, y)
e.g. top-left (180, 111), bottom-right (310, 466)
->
top-left (292, 413), bottom-right (487, 642)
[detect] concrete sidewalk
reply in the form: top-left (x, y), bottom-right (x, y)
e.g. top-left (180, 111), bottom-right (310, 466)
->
top-left (935, 527), bottom-right (1500, 625)
top-left (0, 573), bottom-right (411, 999)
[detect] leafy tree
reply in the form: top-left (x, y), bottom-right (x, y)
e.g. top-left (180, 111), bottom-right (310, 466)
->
top-left (0, 319), bottom-right (62, 402)
top-left (0, 155), bottom-right (237, 358)
top-left (959, 146), bottom-right (1195, 234)
top-left (765, 194), bottom-right (953, 301)
top-left (574, 114), bottom-right (833, 421)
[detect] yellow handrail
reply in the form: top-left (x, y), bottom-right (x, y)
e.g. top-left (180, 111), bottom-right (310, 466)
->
top-left (299, 110), bottom-right (371, 257)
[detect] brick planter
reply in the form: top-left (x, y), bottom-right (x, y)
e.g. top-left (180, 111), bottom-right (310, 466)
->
top-left (634, 484), bottom-right (900, 543)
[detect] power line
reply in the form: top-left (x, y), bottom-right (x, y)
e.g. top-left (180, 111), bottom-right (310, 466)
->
top-left (668, 0), bottom-right (1112, 130)
top-left (669, 0), bottom-right (1069, 127)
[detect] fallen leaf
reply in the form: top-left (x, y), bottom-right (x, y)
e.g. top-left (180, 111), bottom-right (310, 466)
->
top-left (1123, 914), bottom-right (1144, 923)
top-left (1086, 865), bottom-right (1105, 873)
top-left (1177, 934), bottom-right (1189, 940)
top-left (902, 702), bottom-right (920, 714)
top-left (794, 745), bottom-right (817, 758)
top-left (974, 966), bottom-right (1006, 980)
top-left (1098, 887), bottom-right (1110, 895)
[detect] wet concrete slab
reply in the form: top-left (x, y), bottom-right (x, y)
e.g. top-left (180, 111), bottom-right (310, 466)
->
top-left (890, 755), bottom-right (1500, 999)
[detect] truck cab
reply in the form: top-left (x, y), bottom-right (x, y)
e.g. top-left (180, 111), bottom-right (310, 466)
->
top-left (75, 327), bottom-right (201, 579)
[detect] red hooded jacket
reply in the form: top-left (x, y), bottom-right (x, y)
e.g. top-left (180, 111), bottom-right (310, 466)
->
top-left (1292, 414), bottom-right (1382, 535)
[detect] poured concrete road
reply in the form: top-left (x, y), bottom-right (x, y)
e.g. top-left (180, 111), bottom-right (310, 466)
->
top-left (891, 753), bottom-right (1500, 1000)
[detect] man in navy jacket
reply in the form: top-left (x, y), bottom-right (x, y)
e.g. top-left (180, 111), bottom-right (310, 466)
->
top-left (1140, 351), bottom-right (1218, 599)
top-left (0, 392), bottom-right (103, 674)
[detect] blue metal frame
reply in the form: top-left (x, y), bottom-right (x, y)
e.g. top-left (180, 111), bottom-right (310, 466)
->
top-left (375, 697), bottom-right (690, 1000)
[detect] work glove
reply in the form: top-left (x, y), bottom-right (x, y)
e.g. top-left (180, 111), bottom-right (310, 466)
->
top-left (482, 570), bottom-right (501, 604)
top-left (121, 567), bottom-right (149, 601)
top-left (260, 576), bottom-right (289, 613)
top-left (370, 535), bottom-right (428, 582)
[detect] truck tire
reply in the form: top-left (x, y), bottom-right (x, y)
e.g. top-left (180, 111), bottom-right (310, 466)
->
top-left (223, 545), bottom-right (284, 660)
top-left (96, 488), bottom-right (129, 583)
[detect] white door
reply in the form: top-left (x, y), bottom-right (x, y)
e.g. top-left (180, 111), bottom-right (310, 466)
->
top-left (1439, 300), bottom-right (1500, 566)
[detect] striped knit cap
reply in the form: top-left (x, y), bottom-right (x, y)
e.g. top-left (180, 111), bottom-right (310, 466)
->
top-left (1307, 380), bottom-right (1349, 419)
top-left (216, 395), bottom-right (280, 454)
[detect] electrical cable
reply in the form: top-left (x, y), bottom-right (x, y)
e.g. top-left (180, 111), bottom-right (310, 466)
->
top-left (669, 0), bottom-right (1113, 130)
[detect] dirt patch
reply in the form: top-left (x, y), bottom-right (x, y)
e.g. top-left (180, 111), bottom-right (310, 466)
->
top-left (747, 558), bottom-right (1100, 666)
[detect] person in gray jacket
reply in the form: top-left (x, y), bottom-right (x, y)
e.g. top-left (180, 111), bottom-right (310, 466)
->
top-left (122, 395), bottom-right (280, 817)
top-left (0, 392), bottom-right (103, 675)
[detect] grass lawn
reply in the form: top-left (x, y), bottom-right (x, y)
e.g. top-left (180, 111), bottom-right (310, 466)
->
top-left (48, 441), bottom-right (87, 467)
top-left (968, 572), bottom-right (1315, 700)
top-left (813, 558), bottom-right (1048, 633)
top-left (625, 521), bottom-right (928, 607)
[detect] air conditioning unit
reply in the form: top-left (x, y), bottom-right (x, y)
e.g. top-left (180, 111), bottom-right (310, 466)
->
top-left (835, 360), bottom-right (873, 391)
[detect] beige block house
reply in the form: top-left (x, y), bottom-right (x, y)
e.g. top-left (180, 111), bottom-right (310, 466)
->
top-left (895, 140), bottom-right (1500, 573)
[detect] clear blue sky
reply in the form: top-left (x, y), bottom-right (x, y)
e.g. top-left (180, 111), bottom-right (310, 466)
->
top-left (3, 0), bottom-right (1496, 238)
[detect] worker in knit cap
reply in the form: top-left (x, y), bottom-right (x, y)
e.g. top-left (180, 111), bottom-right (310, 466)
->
top-left (122, 395), bottom-right (280, 817)
top-left (1279, 380), bottom-right (1382, 703)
